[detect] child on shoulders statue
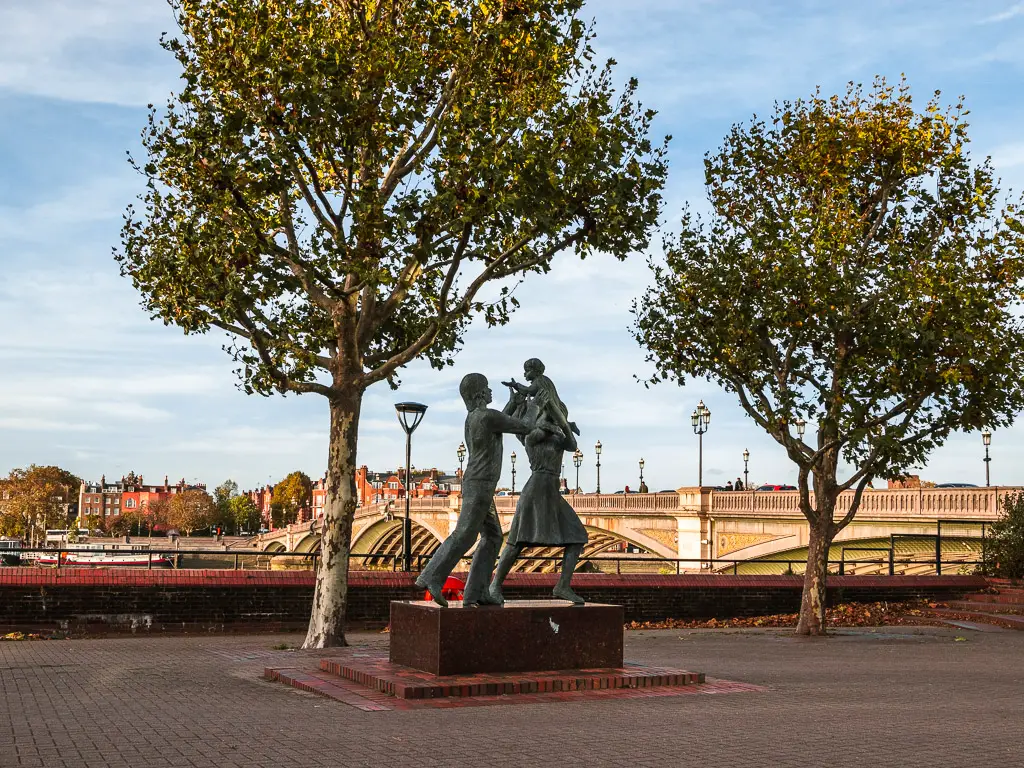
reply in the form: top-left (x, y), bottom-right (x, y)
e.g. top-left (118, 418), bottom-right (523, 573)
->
top-left (502, 358), bottom-right (580, 437)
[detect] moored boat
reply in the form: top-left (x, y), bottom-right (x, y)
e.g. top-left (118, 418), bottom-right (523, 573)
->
top-left (35, 543), bottom-right (173, 568)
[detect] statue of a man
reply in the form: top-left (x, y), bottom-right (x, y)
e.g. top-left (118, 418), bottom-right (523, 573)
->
top-left (415, 373), bottom-right (530, 607)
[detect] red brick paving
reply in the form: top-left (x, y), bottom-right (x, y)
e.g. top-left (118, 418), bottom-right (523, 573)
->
top-left (3, 627), bottom-right (1024, 767)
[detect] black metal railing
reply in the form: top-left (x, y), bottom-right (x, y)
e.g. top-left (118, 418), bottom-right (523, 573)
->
top-left (1, 545), bottom-right (986, 577)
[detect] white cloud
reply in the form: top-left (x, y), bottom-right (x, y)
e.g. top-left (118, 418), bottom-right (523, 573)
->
top-left (0, 0), bottom-right (177, 106)
top-left (979, 2), bottom-right (1024, 23)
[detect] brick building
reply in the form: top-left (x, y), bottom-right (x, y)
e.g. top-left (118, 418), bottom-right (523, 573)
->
top-left (78, 472), bottom-right (207, 528)
top-left (246, 466), bottom-right (462, 531)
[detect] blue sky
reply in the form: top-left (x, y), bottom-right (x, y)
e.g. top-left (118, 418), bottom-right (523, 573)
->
top-left (2, 0), bottom-right (1024, 493)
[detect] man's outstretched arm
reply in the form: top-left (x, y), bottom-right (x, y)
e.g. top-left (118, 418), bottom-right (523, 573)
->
top-left (482, 408), bottom-right (531, 435)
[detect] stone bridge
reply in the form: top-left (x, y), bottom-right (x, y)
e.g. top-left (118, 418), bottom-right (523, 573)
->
top-left (241, 486), bottom-right (1016, 572)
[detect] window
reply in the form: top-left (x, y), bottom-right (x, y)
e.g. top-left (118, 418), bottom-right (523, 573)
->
top-left (124, 499), bottom-right (136, 509)
top-left (389, 482), bottom-right (399, 489)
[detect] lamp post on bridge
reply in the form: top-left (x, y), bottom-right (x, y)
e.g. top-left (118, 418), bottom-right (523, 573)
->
top-left (691, 401), bottom-right (710, 487)
top-left (510, 451), bottom-right (517, 496)
top-left (594, 440), bottom-right (602, 494)
top-left (456, 442), bottom-right (466, 511)
top-left (638, 457), bottom-right (645, 491)
top-left (573, 449), bottom-right (583, 493)
top-left (982, 431), bottom-right (992, 487)
top-left (395, 401), bottom-right (427, 572)
top-left (743, 449), bottom-right (750, 491)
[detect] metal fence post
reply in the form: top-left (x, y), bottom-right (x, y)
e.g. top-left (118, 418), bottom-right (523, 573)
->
top-left (935, 521), bottom-right (942, 576)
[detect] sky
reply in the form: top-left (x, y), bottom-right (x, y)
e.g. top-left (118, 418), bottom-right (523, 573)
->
top-left (2, 0), bottom-right (1024, 494)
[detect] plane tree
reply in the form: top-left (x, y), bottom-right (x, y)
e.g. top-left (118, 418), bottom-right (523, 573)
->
top-left (117, 0), bottom-right (668, 646)
top-left (634, 78), bottom-right (1024, 635)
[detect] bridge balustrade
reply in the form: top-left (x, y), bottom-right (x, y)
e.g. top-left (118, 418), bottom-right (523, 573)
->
top-left (708, 486), bottom-right (1004, 519)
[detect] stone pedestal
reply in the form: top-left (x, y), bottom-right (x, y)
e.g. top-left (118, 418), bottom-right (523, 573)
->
top-left (389, 599), bottom-right (624, 676)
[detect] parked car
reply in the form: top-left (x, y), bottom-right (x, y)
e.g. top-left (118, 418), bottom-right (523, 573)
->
top-left (934, 483), bottom-right (978, 488)
top-left (757, 484), bottom-right (797, 491)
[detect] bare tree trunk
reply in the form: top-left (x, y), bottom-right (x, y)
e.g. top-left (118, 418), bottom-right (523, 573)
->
top-left (302, 388), bottom-right (362, 649)
top-left (796, 516), bottom-right (833, 636)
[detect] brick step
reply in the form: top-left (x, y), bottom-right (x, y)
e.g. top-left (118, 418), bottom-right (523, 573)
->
top-left (321, 656), bottom-right (705, 700)
top-left (263, 667), bottom-right (394, 711)
top-left (945, 600), bottom-right (1024, 614)
top-left (982, 583), bottom-right (1024, 597)
top-left (924, 607), bottom-right (1024, 630)
top-left (960, 592), bottom-right (1024, 606)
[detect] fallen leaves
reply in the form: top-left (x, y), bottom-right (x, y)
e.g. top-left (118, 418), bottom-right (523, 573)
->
top-left (625, 600), bottom-right (936, 631)
top-left (1, 632), bottom-right (47, 641)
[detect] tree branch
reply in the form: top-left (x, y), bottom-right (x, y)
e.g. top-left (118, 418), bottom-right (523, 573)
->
top-left (211, 314), bottom-right (335, 397)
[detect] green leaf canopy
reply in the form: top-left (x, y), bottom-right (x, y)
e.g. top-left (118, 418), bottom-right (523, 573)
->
top-left (636, 78), bottom-right (1024, 496)
top-left (118, 0), bottom-right (668, 396)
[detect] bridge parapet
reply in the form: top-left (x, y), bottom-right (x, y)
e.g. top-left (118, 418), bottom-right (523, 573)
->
top-left (709, 486), bottom-right (1015, 520)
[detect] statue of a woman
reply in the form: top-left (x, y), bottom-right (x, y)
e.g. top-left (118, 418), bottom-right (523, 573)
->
top-left (489, 389), bottom-right (588, 605)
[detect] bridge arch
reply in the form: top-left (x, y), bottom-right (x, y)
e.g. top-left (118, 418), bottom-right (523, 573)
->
top-left (293, 534), bottom-right (321, 554)
top-left (350, 517), bottom-right (444, 566)
top-left (262, 541), bottom-right (287, 553)
top-left (512, 525), bottom-right (659, 574)
top-left (721, 534), bottom-right (984, 575)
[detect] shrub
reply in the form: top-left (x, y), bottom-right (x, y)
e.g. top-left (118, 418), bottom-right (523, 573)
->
top-left (982, 492), bottom-right (1024, 578)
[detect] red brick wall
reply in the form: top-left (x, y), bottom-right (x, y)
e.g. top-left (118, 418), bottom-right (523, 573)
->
top-left (0, 571), bottom-right (985, 633)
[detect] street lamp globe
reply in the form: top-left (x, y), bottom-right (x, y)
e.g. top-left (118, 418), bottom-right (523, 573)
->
top-left (796, 417), bottom-right (806, 437)
top-left (983, 431), bottom-right (992, 446)
top-left (395, 402), bottom-right (428, 434)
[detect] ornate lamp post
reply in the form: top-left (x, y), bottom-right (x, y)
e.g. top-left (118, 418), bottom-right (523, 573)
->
top-left (983, 430), bottom-right (992, 486)
top-left (595, 440), bottom-right (603, 494)
top-left (510, 451), bottom-right (517, 496)
top-left (692, 400), bottom-right (711, 486)
top-left (743, 448), bottom-right (750, 491)
top-left (638, 457), bottom-right (645, 491)
top-left (395, 401), bottom-right (427, 572)
top-left (457, 442), bottom-right (466, 476)
top-left (573, 449), bottom-right (583, 493)
top-left (796, 417), bottom-right (806, 439)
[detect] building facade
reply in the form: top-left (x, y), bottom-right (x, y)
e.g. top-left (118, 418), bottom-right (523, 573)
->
top-left (78, 473), bottom-right (207, 529)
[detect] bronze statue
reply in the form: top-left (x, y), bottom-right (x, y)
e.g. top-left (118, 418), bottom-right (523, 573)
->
top-left (490, 363), bottom-right (589, 605)
top-left (415, 373), bottom-right (530, 607)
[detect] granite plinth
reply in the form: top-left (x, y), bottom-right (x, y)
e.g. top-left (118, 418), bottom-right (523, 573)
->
top-left (389, 599), bottom-right (624, 676)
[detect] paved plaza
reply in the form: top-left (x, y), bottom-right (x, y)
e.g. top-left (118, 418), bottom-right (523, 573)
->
top-left (1, 625), bottom-right (1021, 768)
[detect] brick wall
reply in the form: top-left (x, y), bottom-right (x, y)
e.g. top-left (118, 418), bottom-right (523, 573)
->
top-left (0, 569), bottom-right (985, 633)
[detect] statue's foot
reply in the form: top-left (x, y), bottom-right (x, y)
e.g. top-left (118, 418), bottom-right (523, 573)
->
top-left (552, 584), bottom-right (584, 605)
top-left (487, 583), bottom-right (506, 607)
top-left (415, 576), bottom-right (449, 608)
top-left (465, 593), bottom-right (501, 607)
